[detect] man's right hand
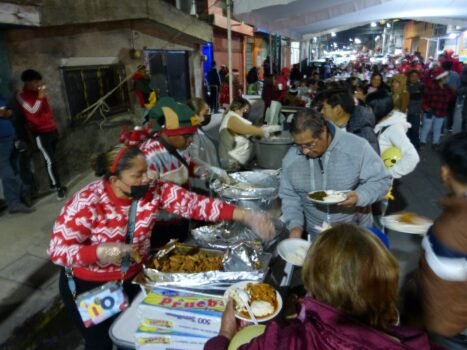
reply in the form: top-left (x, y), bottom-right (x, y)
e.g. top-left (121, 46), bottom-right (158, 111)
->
top-left (38, 87), bottom-right (47, 99)
top-left (289, 227), bottom-right (303, 239)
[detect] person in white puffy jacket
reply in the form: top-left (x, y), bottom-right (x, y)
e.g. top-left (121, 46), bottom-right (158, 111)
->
top-left (367, 91), bottom-right (420, 179)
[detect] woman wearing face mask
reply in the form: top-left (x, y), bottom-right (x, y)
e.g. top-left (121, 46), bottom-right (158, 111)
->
top-left (219, 97), bottom-right (270, 170)
top-left (187, 97), bottom-right (221, 168)
top-left (48, 145), bottom-right (274, 350)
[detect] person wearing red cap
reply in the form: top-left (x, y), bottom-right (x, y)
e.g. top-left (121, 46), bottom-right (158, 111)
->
top-left (420, 69), bottom-right (452, 150)
top-left (131, 65), bottom-right (157, 122)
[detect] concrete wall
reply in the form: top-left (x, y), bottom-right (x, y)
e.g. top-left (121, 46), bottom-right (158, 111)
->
top-left (4, 20), bottom-right (204, 193)
top-left (0, 34), bottom-right (12, 100)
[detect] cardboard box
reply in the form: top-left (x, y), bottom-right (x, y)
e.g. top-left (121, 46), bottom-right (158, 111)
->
top-left (137, 288), bottom-right (224, 338)
top-left (135, 325), bottom-right (208, 350)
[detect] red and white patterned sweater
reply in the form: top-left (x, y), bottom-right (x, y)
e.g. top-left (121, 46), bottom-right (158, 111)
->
top-left (140, 136), bottom-right (195, 188)
top-left (47, 179), bottom-right (235, 282)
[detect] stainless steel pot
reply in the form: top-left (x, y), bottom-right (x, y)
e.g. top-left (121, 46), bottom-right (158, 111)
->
top-left (253, 131), bottom-right (293, 169)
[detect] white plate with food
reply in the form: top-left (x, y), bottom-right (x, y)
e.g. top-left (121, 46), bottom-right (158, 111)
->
top-left (307, 190), bottom-right (349, 204)
top-left (277, 239), bottom-right (311, 267)
top-left (382, 212), bottom-right (433, 235)
top-left (224, 281), bottom-right (282, 322)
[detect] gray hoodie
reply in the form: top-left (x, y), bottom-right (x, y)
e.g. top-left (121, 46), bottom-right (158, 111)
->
top-left (279, 123), bottom-right (391, 237)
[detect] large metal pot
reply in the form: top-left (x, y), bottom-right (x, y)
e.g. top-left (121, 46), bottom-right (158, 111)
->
top-left (210, 170), bottom-right (281, 217)
top-left (253, 131), bottom-right (293, 169)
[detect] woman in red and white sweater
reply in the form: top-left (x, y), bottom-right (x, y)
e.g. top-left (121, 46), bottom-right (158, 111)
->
top-left (48, 145), bottom-right (273, 350)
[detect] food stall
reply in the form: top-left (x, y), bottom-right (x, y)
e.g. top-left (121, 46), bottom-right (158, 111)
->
top-left (109, 169), bottom-right (307, 349)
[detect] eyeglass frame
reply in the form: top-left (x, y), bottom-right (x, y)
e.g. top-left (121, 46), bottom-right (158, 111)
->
top-left (294, 128), bottom-right (328, 155)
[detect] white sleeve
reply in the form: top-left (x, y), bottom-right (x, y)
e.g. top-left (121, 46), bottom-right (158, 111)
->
top-left (386, 125), bottom-right (420, 179)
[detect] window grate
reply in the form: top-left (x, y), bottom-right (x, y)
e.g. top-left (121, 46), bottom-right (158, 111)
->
top-left (62, 64), bottom-right (130, 125)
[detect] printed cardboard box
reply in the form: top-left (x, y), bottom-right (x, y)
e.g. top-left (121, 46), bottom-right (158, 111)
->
top-left (137, 288), bottom-right (224, 338)
top-left (135, 325), bottom-right (208, 350)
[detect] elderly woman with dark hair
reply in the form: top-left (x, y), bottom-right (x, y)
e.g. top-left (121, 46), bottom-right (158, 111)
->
top-left (205, 224), bottom-right (441, 350)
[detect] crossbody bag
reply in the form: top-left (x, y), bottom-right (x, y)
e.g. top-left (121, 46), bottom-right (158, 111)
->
top-left (65, 200), bottom-right (138, 328)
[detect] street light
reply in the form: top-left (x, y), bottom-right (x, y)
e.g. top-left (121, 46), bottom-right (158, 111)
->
top-left (386, 22), bottom-right (391, 28)
top-left (371, 22), bottom-right (377, 27)
top-left (331, 32), bottom-right (336, 37)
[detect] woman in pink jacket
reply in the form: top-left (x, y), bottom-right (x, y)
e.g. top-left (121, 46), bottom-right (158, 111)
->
top-left (205, 224), bottom-right (441, 350)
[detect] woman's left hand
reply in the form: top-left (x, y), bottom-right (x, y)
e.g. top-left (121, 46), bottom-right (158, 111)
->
top-left (242, 210), bottom-right (275, 240)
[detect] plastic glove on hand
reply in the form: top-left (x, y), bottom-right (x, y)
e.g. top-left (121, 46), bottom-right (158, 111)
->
top-left (96, 243), bottom-right (133, 265)
top-left (194, 166), bottom-right (212, 181)
top-left (209, 166), bottom-right (231, 184)
top-left (260, 125), bottom-right (270, 139)
top-left (243, 211), bottom-right (275, 240)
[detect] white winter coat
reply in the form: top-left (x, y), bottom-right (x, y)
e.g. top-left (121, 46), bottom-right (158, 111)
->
top-left (374, 110), bottom-right (420, 179)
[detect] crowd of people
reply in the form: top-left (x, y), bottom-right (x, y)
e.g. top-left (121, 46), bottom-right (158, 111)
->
top-left (2, 55), bottom-right (465, 349)
top-left (198, 51), bottom-right (466, 349)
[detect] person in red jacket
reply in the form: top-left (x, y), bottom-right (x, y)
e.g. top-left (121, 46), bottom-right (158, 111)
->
top-left (48, 144), bottom-right (274, 350)
top-left (16, 69), bottom-right (67, 199)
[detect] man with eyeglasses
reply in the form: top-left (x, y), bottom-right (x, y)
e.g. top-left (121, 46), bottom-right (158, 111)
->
top-left (279, 109), bottom-right (391, 240)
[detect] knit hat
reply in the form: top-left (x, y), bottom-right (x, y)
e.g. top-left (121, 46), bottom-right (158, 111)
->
top-left (148, 97), bottom-right (199, 136)
top-left (432, 69), bottom-right (449, 80)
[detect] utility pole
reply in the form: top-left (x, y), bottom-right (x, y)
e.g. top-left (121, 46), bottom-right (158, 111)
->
top-left (227, 0), bottom-right (233, 103)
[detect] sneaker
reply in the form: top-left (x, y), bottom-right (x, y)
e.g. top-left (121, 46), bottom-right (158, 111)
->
top-left (57, 187), bottom-right (67, 200)
top-left (21, 195), bottom-right (33, 208)
top-left (420, 143), bottom-right (426, 151)
top-left (432, 144), bottom-right (440, 151)
top-left (9, 204), bottom-right (36, 214)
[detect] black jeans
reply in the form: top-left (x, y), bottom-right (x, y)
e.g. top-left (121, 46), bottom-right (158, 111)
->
top-left (407, 112), bottom-right (421, 150)
top-left (34, 130), bottom-right (62, 188)
top-left (59, 268), bottom-right (140, 350)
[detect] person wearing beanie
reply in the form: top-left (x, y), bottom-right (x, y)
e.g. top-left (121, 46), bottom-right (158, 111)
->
top-left (391, 74), bottom-right (409, 113)
top-left (420, 69), bottom-right (452, 150)
top-left (139, 97), bottom-right (225, 247)
top-left (16, 69), bottom-right (67, 199)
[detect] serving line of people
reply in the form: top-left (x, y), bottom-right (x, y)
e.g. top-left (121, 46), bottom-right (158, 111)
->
top-left (207, 133), bottom-right (467, 350)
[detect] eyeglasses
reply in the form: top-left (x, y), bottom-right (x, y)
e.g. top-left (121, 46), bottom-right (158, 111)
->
top-left (296, 140), bottom-right (320, 155)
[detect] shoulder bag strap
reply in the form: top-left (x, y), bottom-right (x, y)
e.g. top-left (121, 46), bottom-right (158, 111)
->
top-left (66, 200), bottom-right (139, 298)
top-left (120, 200), bottom-right (138, 275)
top-left (155, 135), bottom-right (190, 169)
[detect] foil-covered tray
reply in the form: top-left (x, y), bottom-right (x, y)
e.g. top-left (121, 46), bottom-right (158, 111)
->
top-left (211, 170), bottom-right (279, 200)
top-left (192, 221), bottom-right (262, 250)
top-left (192, 219), bottom-right (287, 250)
top-left (141, 242), bottom-right (271, 288)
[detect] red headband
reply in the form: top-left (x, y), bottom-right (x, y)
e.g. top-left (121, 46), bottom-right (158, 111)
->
top-left (111, 146), bottom-right (128, 173)
top-left (161, 125), bottom-right (198, 136)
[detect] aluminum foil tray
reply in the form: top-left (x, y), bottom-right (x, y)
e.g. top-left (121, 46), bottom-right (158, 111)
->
top-left (141, 242), bottom-right (272, 288)
top-left (211, 170), bottom-right (279, 200)
top-left (192, 221), bottom-right (262, 250)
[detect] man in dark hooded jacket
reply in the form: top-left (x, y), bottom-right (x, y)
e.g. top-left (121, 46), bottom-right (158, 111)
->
top-left (321, 88), bottom-right (380, 154)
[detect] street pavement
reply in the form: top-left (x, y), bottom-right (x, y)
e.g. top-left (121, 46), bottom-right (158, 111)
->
top-left (0, 143), bottom-right (447, 349)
